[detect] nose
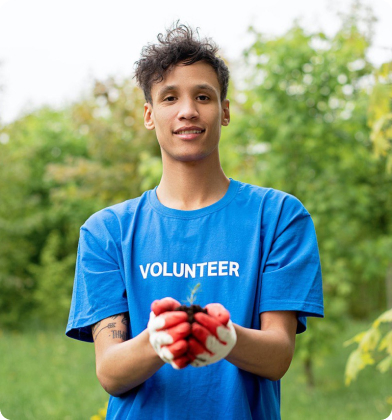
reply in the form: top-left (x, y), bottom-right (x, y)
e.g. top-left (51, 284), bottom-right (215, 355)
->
top-left (177, 98), bottom-right (199, 120)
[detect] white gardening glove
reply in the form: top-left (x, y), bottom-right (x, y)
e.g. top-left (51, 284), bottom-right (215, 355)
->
top-left (147, 297), bottom-right (192, 369)
top-left (187, 303), bottom-right (237, 367)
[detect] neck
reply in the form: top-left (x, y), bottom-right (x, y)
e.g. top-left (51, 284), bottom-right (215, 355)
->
top-left (156, 149), bottom-right (230, 211)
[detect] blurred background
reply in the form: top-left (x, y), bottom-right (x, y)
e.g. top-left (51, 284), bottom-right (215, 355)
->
top-left (0, 0), bottom-right (391, 419)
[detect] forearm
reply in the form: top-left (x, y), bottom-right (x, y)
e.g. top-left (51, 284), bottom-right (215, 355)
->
top-left (97, 329), bottom-right (165, 396)
top-left (225, 323), bottom-right (294, 381)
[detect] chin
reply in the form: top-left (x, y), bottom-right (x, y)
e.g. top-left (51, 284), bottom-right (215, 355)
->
top-left (175, 153), bottom-right (209, 163)
top-left (163, 147), bottom-right (217, 163)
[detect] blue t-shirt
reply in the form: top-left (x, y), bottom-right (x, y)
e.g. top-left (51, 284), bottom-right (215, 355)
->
top-left (66, 178), bottom-right (324, 420)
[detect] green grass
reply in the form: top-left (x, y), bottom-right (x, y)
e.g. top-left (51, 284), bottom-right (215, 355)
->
top-left (281, 319), bottom-right (392, 420)
top-left (0, 319), bottom-right (391, 419)
top-left (0, 325), bottom-right (108, 420)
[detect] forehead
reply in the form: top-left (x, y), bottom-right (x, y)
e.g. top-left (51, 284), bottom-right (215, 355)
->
top-left (151, 61), bottom-right (220, 98)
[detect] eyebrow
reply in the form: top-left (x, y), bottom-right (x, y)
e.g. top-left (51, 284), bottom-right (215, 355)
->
top-left (157, 84), bottom-right (217, 99)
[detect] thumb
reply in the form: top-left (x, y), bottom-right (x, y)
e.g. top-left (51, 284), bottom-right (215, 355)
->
top-left (205, 303), bottom-right (230, 325)
top-left (151, 297), bottom-right (181, 315)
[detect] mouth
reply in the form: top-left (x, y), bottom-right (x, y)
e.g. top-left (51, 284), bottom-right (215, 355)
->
top-left (175, 129), bottom-right (204, 134)
top-left (173, 128), bottom-right (206, 140)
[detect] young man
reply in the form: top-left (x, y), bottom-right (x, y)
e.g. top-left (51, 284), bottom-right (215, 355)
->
top-left (66, 23), bottom-right (324, 419)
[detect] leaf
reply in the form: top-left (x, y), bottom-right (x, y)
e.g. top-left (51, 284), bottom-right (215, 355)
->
top-left (374, 309), bottom-right (392, 326)
top-left (377, 355), bottom-right (392, 374)
top-left (187, 283), bottom-right (201, 305)
top-left (343, 331), bottom-right (366, 347)
top-left (360, 351), bottom-right (375, 366)
top-left (378, 330), bottom-right (392, 355)
top-left (358, 328), bottom-right (381, 352)
top-left (345, 348), bottom-right (362, 386)
top-left (345, 348), bottom-right (375, 386)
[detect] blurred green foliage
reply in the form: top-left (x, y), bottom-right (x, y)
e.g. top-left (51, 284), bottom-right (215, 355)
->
top-left (344, 308), bottom-right (392, 386)
top-left (343, 58), bottom-right (392, 387)
top-left (0, 79), bottom-right (159, 327)
top-left (0, 4), bottom-right (391, 389)
top-left (222, 8), bottom-right (392, 382)
top-left (368, 61), bottom-right (392, 172)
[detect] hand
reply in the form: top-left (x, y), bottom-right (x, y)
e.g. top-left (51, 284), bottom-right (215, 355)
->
top-left (148, 297), bottom-right (191, 369)
top-left (187, 303), bottom-right (237, 367)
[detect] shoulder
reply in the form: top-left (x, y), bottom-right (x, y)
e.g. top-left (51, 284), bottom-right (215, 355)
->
top-left (81, 195), bottom-right (144, 238)
top-left (235, 180), bottom-right (310, 217)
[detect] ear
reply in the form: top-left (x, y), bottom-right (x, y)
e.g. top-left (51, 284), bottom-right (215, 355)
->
top-left (221, 99), bottom-right (230, 126)
top-left (144, 103), bottom-right (155, 130)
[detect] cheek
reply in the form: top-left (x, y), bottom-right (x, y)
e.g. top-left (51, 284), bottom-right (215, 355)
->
top-left (212, 114), bottom-right (224, 131)
top-left (155, 110), bottom-right (175, 133)
top-left (211, 107), bottom-right (224, 126)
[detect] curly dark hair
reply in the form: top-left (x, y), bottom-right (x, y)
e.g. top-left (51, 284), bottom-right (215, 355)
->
top-left (133, 21), bottom-right (230, 104)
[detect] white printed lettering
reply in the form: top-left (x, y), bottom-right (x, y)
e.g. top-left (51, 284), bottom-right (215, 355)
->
top-left (185, 264), bottom-right (196, 278)
top-left (163, 262), bottom-right (173, 276)
top-left (197, 262), bottom-right (207, 277)
top-left (140, 264), bottom-right (150, 279)
top-left (229, 261), bottom-right (240, 277)
top-left (151, 262), bottom-right (162, 277)
top-left (173, 263), bottom-right (184, 277)
top-left (208, 261), bottom-right (218, 276)
top-left (219, 261), bottom-right (228, 276)
top-left (140, 261), bottom-right (240, 279)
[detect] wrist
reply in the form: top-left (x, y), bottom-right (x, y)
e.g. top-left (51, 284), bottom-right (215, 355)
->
top-left (224, 322), bottom-right (240, 360)
top-left (142, 328), bottom-right (166, 367)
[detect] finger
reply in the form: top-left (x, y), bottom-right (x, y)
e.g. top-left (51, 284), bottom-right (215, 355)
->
top-left (151, 297), bottom-right (181, 315)
top-left (190, 351), bottom-right (225, 367)
top-left (148, 311), bottom-right (188, 332)
top-left (149, 311), bottom-right (156, 322)
top-left (189, 340), bottom-right (213, 368)
top-left (188, 337), bottom-right (213, 359)
top-left (166, 321), bottom-right (191, 342)
top-left (149, 322), bottom-right (191, 353)
top-left (216, 319), bottom-right (237, 344)
top-left (193, 312), bottom-right (225, 338)
top-left (149, 331), bottom-right (174, 355)
top-left (191, 322), bottom-right (222, 353)
top-left (205, 303), bottom-right (230, 325)
top-left (194, 311), bottom-right (234, 345)
top-left (171, 355), bottom-right (191, 370)
top-left (190, 358), bottom-right (209, 368)
top-left (161, 339), bottom-right (189, 360)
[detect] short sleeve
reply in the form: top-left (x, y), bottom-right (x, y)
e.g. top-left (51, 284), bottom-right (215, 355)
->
top-left (259, 196), bottom-right (324, 334)
top-left (65, 217), bottom-right (129, 342)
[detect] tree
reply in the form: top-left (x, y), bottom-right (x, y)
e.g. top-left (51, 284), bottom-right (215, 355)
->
top-left (0, 107), bottom-right (89, 327)
top-left (344, 59), bottom-right (392, 394)
top-left (227, 5), bottom-right (392, 386)
top-left (0, 76), bottom-right (159, 328)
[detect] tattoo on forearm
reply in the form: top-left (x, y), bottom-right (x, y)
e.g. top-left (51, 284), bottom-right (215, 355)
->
top-left (121, 314), bottom-right (129, 326)
top-left (92, 313), bottom-right (129, 341)
top-left (112, 330), bottom-right (128, 340)
top-left (93, 323), bottom-right (116, 341)
top-left (91, 321), bottom-right (101, 335)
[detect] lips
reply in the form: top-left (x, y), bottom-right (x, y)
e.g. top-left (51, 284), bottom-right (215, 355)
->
top-left (173, 126), bottom-right (206, 141)
top-left (173, 126), bottom-right (205, 135)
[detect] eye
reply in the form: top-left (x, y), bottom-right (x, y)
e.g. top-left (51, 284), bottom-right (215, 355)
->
top-left (197, 95), bottom-right (210, 101)
top-left (163, 96), bottom-right (176, 102)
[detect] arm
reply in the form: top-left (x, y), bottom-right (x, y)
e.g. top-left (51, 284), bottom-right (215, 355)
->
top-left (92, 313), bottom-right (165, 397)
top-left (225, 311), bottom-right (297, 381)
